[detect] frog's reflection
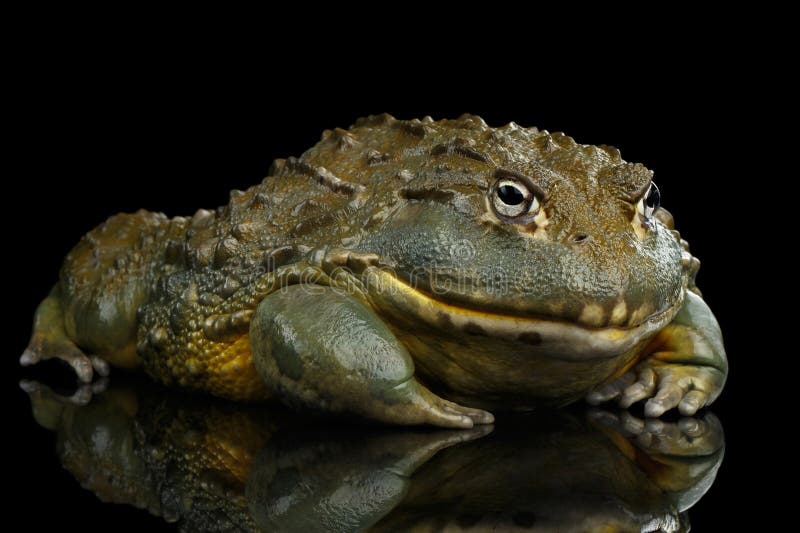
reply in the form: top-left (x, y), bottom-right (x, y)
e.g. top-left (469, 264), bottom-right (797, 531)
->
top-left (24, 378), bottom-right (723, 533)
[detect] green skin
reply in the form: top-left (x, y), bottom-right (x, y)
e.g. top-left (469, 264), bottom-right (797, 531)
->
top-left (23, 379), bottom-right (724, 532)
top-left (21, 114), bottom-right (727, 427)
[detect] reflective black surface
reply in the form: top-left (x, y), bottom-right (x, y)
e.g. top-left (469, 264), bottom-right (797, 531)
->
top-left (19, 376), bottom-right (722, 532)
top-left (9, 69), bottom-right (772, 530)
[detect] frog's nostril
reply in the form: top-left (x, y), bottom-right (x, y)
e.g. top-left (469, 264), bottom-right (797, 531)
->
top-left (570, 232), bottom-right (590, 243)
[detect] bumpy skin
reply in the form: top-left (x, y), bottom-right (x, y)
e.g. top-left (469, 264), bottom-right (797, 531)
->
top-left (24, 380), bottom-right (724, 532)
top-left (22, 114), bottom-right (727, 426)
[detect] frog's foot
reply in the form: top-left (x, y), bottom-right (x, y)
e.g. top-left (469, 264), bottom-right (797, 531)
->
top-left (21, 284), bottom-right (110, 383)
top-left (19, 377), bottom-right (108, 407)
top-left (20, 337), bottom-right (110, 384)
top-left (586, 362), bottom-right (725, 417)
top-left (587, 292), bottom-right (727, 417)
top-left (397, 380), bottom-right (495, 428)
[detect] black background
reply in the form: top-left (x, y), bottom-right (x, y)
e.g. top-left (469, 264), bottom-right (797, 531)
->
top-left (7, 38), bottom-right (774, 531)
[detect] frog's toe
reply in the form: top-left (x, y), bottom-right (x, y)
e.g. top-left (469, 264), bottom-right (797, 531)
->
top-left (90, 355), bottom-right (111, 377)
top-left (439, 399), bottom-right (495, 425)
top-left (422, 403), bottom-right (474, 428)
top-left (677, 390), bottom-right (708, 416)
top-left (618, 368), bottom-right (656, 408)
top-left (644, 380), bottom-right (686, 417)
top-left (424, 402), bottom-right (492, 429)
top-left (586, 372), bottom-right (636, 405)
top-left (19, 347), bottom-right (41, 366)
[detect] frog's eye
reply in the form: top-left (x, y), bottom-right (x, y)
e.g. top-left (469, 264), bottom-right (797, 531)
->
top-left (636, 182), bottom-right (660, 219)
top-left (491, 179), bottom-right (540, 219)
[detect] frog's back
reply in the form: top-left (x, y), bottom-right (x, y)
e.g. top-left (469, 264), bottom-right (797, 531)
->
top-left (51, 114), bottom-right (552, 399)
top-left (53, 115), bottom-right (421, 398)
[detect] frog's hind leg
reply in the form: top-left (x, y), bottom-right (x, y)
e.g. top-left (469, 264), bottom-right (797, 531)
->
top-left (20, 284), bottom-right (109, 383)
top-left (250, 286), bottom-right (494, 428)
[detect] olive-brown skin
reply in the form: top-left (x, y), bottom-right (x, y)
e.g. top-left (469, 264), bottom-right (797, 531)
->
top-left (22, 114), bottom-right (727, 424)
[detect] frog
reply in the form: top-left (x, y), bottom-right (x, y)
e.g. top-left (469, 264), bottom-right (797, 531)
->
top-left (20, 114), bottom-right (727, 428)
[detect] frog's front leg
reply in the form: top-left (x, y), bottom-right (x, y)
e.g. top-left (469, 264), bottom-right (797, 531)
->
top-left (249, 286), bottom-right (494, 428)
top-left (588, 291), bottom-right (727, 417)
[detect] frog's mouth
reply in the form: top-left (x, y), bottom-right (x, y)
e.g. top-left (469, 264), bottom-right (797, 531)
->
top-left (363, 268), bottom-right (683, 361)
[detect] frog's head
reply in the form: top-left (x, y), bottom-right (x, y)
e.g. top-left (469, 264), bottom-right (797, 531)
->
top-left (306, 116), bottom-right (689, 359)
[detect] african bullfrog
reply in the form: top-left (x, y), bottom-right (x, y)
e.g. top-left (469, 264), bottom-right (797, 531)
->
top-left (23, 378), bottom-right (724, 532)
top-left (20, 114), bottom-right (727, 427)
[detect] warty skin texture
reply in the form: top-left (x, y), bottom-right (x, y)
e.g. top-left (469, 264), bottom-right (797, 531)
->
top-left (21, 114), bottom-right (727, 427)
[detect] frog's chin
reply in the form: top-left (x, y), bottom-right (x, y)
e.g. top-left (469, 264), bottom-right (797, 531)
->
top-left (363, 268), bottom-right (683, 361)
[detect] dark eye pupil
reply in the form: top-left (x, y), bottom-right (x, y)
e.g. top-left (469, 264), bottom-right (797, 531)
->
top-left (645, 182), bottom-right (661, 210)
top-left (498, 185), bottom-right (524, 206)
